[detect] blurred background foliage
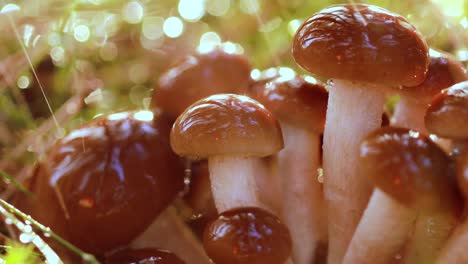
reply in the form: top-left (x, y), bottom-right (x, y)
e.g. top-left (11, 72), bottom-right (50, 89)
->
top-left (0, 0), bottom-right (465, 175)
top-left (0, 0), bottom-right (465, 261)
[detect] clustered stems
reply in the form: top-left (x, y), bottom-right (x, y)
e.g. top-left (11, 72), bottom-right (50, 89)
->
top-left (323, 79), bottom-right (386, 263)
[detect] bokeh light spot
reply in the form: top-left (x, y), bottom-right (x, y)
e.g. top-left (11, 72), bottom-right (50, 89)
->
top-left (163, 17), bottom-right (184, 38)
top-left (123, 1), bottom-right (144, 24)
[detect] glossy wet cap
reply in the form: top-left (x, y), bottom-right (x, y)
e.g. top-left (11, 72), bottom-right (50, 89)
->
top-left (203, 207), bottom-right (292, 264)
top-left (152, 48), bottom-right (252, 120)
top-left (171, 94), bottom-right (283, 159)
top-left (105, 248), bottom-right (185, 264)
top-left (293, 4), bottom-right (429, 87)
top-left (401, 50), bottom-right (467, 101)
top-left (360, 127), bottom-right (455, 209)
top-left (31, 111), bottom-right (184, 254)
top-left (425, 81), bottom-right (468, 139)
top-left (255, 74), bottom-right (328, 133)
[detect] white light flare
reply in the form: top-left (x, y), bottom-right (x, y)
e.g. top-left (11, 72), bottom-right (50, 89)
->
top-left (163, 16), bottom-right (184, 38)
top-left (178, 0), bottom-right (206, 22)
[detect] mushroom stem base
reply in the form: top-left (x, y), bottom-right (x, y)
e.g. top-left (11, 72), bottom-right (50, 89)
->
top-left (343, 189), bottom-right (416, 264)
top-left (436, 219), bottom-right (468, 263)
top-left (404, 208), bottom-right (458, 264)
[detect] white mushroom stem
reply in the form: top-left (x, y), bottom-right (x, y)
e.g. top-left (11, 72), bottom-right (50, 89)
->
top-left (403, 209), bottom-right (458, 264)
top-left (278, 121), bottom-right (325, 264)
top-left (392, 96), bottom-right (429, 134)
top-left (343, 189), bottom-right (416, 264)
top-left (323, 79), bottom-right (386, 264)
top-left (131, 206), bottom-right (211, 264)
top-left (209, 155), bottom-right (268, 212)
top-left (436, 219), bottom-right (468, 263)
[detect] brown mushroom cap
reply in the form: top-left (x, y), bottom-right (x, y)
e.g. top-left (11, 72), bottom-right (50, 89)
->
top-left (248, 67), bottom-right (297, 96)
top-left (425, 81), bottom-right (468, 139)
top-left (170, 94), bottom-right (283, 159)
top-left (104, 248), bottom-right (185, 264)
top-left (400, 51), bottom-right (467, 100)
top-left (203, 207), bottom-right (292, 264)
top-left (152, 48), bottom-right (252, 120)
top-left (293, 4), bottom-right (429, 87)
top-left (360, 127), bottom-right (456, 209)
top-left (30, 111), bottom-right (184, 254)
top-left (255, 75), bottom-right (328, 133)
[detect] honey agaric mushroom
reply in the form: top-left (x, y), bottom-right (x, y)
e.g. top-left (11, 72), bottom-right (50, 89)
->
top-left (255, 73), bottom-right (328, 264)
top-left (152, 48), bottom-right (252, 121)
top-left (393, 50), bottom-right (467, 133)
top-left (248, 67), bottom-right (297, 97)
top-left (105, 248), bottom-right (185, 264)
top-left (28, 111), bottom-right (185, 255)
top-left (425, 80), bottom-right (468, 142)
top-left (436, 151), bottom-right (468, 263)
top-left (203, 207), bottom-right (292, 264)
top-left (170, 94), bottom-right (284, 213)
top-left (293, 4), bottom-right (429, 262)
top-left (344, 127), bottom-right (459, 264)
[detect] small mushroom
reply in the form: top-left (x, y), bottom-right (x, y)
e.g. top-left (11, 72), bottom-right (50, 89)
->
top-left (425, 80), bottom-right (468, 143)
top-left (293, 4), bottom-right (429, 262)
top-left (203, 207), bottom-right (292, 264)
top-left (393, 50), bottom-right (467, 133)
top-left (105, 247), bottom-right (185, 264)
top-left (28, 111), bottom-right (185, 255)
top-left (255, 73), bottom-right (328, 264)
top-left (171, 94), bottom-right (283, 213)
top-left (344, 127), bottom-right (458, 263)
top-left (152, 48), bottom-right (252, 121)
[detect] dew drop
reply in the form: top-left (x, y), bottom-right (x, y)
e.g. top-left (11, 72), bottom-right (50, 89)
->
top-left (317, 168), bottom-right (324, 183)
top-left (82, 253), bottom-right (95, 261)
top-left (43, 227), bottom-right (52, 237)
top-left (5, 218), bottom-right (13, 225)
top-left (23, 224), bottom-right (32, 233)
top-left (19, 233), bottom-right (33, 243)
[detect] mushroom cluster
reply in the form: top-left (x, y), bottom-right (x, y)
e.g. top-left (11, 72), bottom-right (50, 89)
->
top-left (12, 3), bottom-right (468, 264)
